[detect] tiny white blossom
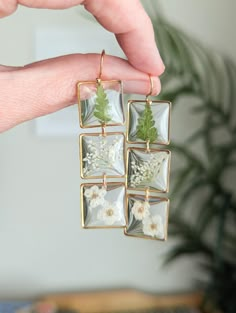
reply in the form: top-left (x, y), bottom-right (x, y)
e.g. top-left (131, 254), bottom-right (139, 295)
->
top-left (108, 146), bottom-right (116, 163)
top-left (142, 215), bottom-right (165, 239)
top-left (131, 200), bottom-right (150, 220)
top-left (84, 185), bottom-right (106, 208)
top-left (130, 152), bottom-right (167, 188)
top-left (97, 201), bottom-right (122, 225)
top-left (83, 136), bottom-right (124, 176)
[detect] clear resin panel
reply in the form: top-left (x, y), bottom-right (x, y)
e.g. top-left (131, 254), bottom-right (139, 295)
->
top-left (80, 132), bottom-right (125, 178)
top-left (128, 100), bottom-right (170, 145)
top-left (78, 80), bottom-right (124, 128)
top-left (127, 148), bottom-right (170, 192)
top-left (81, 183), bottom-right (126, 228)
top-left (125, 194), bottom-right (169, 240)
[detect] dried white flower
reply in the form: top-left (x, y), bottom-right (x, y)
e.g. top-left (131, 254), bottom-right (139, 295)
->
top-left (108, 147), bottom-right (116, 164)
top-left (83, 136), bottom-right (123, 176)
top-left (142, 215), bottom-right (165, 239)
top-left (130, 152), bottom-right (166, 188)
top-left (97, 201), bottom-right (122, 225)
top-left (131, 200), bottom-right (150, 220)
top-left (84, 185), bottom-right (106, 208)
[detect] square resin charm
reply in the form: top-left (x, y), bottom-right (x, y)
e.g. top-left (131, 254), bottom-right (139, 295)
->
top-left (80, 132), bottom-right (125, 178)
top-left (127, 148), bottom-right (171, 192)
top-left (127, 100), bottom-right (171, 145)
top-left (125, 194), bottom-right (169, 240)
top-left (78, 80), bottom-right (124, 128)
top-left (81, 183), bottom-right (126, 228)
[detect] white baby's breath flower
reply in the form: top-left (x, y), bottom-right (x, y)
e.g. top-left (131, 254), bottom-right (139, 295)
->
top-left (97, 201), bottom-right (122, 225)
top-left (142, 215), bottom-right (165, 239)
top-left (131, 200), bottom-right (150, 220)
top-left (83, 136), bottom-right (124, 176)
top-left (84, 185), bottom-right (106, 208)
top-left (130, 152), bottom-right (167, 187)
top-left (108, 146), bottom-right (116, 163)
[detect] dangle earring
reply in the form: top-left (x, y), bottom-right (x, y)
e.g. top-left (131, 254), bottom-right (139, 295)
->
top-left (77, 50), bottom-right (126, 228)
top-left (124, 76), bottom-right (171, 240)
top-left (77, 51), bottom-right (171, 240)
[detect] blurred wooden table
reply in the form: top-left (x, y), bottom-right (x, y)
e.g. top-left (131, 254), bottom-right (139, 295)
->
top-left (43, 289), bottom-right (202, 313)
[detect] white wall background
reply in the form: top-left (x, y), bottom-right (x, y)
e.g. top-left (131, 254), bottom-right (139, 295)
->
top-left (0, 0), bottom-right (235, 299)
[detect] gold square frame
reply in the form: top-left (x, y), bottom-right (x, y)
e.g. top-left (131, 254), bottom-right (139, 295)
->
top-left (124, 193), bottom-right (170, 241)
top-left (79, 132), bottom-right (126, 179)
top-left (127, 100), bottom-right (171, 145)
top-left (80, 182), bottom-right (126, 229)
top-left (77, 80), bottom-right (125, 129)
top-left (126, 147), bottom-right (171, 193)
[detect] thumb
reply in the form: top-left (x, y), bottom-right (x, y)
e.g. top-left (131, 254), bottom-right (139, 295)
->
top-left (0, 53), bottom-right (160, 133)
top-left (0, 64), bottom-right (20, 72)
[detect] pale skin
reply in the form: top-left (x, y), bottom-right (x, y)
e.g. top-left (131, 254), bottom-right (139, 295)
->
top-left (0, 0), bottom-right (165, 133)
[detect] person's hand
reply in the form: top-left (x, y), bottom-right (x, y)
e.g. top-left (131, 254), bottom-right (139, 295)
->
top-left (0, 0), bottom-right (165, 133)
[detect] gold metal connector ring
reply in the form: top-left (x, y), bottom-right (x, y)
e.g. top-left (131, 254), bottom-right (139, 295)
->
top-left (146, 139), bottom-right (150, 152)
top-left (103, 173), bottom-right (107, 189)
top-left (145, 187), bottom-right (150, 201)
top-left (102, 124), bottom-right (106, 137)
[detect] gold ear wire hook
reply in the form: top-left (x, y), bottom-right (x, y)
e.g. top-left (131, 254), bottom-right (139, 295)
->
top-left (146, 74), bottom-right (153, 102)
top-left (97, 49), bottom-right (105, 84)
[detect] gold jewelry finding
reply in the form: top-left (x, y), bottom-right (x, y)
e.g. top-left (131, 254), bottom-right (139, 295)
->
top-left (145, 187), bottom-right (150, 201)
top-left (145, 74), bottom-right (154, 101)
top-left (103, 173), bottom-right (107, 189)
top-left (97, 49), bottom-right (105, 81)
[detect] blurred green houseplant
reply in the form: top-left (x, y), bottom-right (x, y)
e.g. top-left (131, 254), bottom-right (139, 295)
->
top-left (143, 2), bottom-right (236, 313)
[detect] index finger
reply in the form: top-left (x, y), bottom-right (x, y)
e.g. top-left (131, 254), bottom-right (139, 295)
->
top-left (17, 0), bottom-right (164, 75)
top-left (84, 0), bottom-right (165, 76)
top-left (2, 0), bottom-right (164, 75)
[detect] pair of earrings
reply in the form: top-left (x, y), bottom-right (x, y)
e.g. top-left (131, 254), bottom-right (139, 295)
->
top-left (77, 50), bottom-right (171, 241)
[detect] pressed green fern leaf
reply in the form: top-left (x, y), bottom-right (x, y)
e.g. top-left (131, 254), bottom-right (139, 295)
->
top-left (94, 84), bottom-right (111, 124)
top-left (136, 104), bottom-right (158, 143)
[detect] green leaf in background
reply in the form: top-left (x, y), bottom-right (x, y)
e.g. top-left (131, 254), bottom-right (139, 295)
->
top-left (136, 105), bottom-right (158, 143)
top-left (94, 84), bottom-right (111, 124)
